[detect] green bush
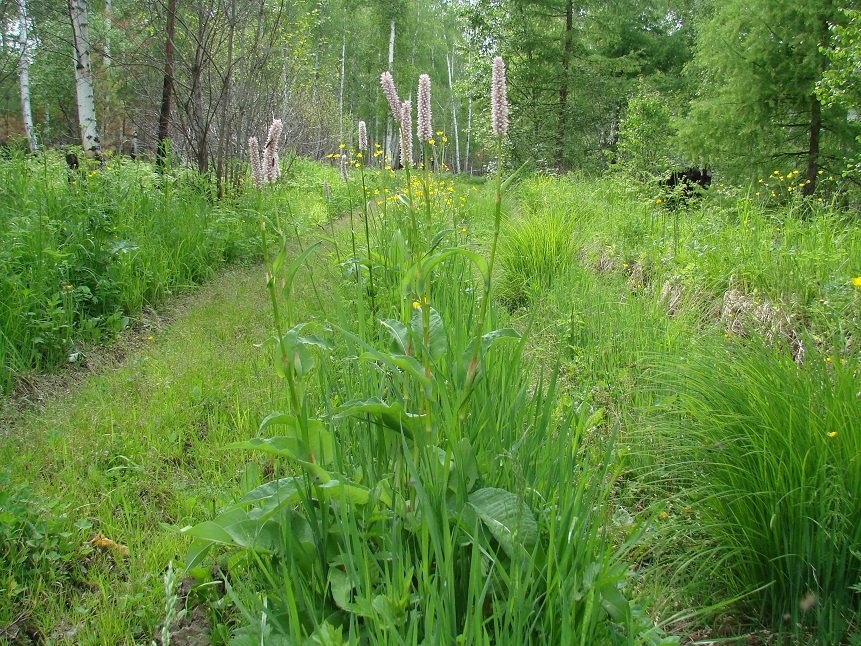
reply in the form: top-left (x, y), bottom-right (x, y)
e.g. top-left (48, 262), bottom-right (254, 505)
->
top-left (0, 150), bottom-right (261, 390)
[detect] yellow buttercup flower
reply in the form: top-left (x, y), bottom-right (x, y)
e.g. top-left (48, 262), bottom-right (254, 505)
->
top-left (852, 276), bottom-right (861, 287)
top-left (827, 431), bottom-right (837, 438)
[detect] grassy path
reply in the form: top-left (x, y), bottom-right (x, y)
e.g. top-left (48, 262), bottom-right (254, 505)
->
top-left (1, 260), bottom-right (328, 644)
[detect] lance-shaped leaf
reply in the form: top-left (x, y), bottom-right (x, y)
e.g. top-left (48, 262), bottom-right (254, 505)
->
top-left (332, 397), bottom-right (424, 439)
top-left (282, 241), bottom-right (322, 300)
top-left (461, 328), bottom-right (521, 381)
top-left (226, 416), bottom-right (335, 466)
top-left (402, 247), bottom-right (490, 295)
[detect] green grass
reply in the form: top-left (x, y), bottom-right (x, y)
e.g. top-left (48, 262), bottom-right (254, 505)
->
top-left (2, 161), bottom-right (860, 644)
top-left (0, 265), bottom-right (289, 642)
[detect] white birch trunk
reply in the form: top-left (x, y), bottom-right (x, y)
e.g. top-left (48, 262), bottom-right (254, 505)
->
top-left (18, 0), bottom-right (37, 151)
top-left (465, 52), bottom-right (472, 174)
top-left (446, 53), bottom-right (461, 174)
top-left (69, 0), bottom-right (101, 158)
top-left (339, 24), bottom-right (346, 141)
top-left (385, 10), bottom-right (395, 162)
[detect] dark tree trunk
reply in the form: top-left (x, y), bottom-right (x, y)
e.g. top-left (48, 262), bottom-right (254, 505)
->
top-left (802, 98), bottom-right (821, 198)
top-left (156, 0), bottom-right (177, 169)
top-left (556, 0), bottom-right (573, 171)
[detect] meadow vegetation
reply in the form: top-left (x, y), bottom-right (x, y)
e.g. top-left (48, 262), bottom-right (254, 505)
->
top-left (2, 117), bottom-right (861, 646)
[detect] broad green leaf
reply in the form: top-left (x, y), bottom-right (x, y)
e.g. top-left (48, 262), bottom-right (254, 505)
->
top-left (318, 479), bottom-right (370, 505)
top-left (184, 539), bottom-right (213, 573)
top-left (599, 583), bottom-right (630, 623)
top-left (292, 343), bottom-right (315, 376)
top-left (332, 398), bottom-right (424, 439)
top-left (380, 319), bottom-right (410, 354)
top-left (468, 487), bottom-right (538, 560)
top-left (388, 229), bottom-right (406, 268)
top-left (329, 568), bottom-right (353, 611)
top-left (410, 307), bottom-right (448, 361)
top-left (226, 418), bottom-right (335, 466)
top-left (231, 477), bottom-right (302, 509)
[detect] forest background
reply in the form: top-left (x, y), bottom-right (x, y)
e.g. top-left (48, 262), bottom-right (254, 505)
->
top-left (4, 0), bottom-right (861, 192)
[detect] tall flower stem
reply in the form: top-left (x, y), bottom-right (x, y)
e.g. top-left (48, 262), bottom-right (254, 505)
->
top-left (358, 155), bottom-right (376, 317)
top-left (420, 140), bottom-right (434, 445)
top-left (459, 137), bottom-right (504, 421)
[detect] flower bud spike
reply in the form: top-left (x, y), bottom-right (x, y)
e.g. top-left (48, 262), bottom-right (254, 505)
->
top-left (491, 56), bottom-right (508, 139)
top-left (358, 120), bottom-right (368, 150)
top-left (417, 74), bottom-right (432, 143)
top-left (248, 136), bottom-right (263, 189)
top-left (400, 100), bottom-right (413, 168)
top-left (381, 71), bottom-right (402, 122)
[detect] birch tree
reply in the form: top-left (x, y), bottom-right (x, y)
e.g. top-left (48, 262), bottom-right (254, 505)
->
top-left (69, 0), bottom-right (101, 157)
top-left (18, 0), bottom-right (37, 151)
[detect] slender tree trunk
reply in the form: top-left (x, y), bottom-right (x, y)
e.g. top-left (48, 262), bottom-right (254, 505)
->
top-left (802, 98), bottom-right (821, 197)
top-left (339, 18), bottom-right (346, 142)
top-left (156, 0), bottom-right (177, 168)
top-left (556, 0), bottom-right (573, 170)
top-left (385, 7), bottom-right (395, 162)
top-left (446, 52), bottom-right (461, 173)
top-left (18, 0), bottom-right (37, 151)
top-left (69, 0), bottom-right (101, 158)
top-left (103, 0), bottom-right (111, 67)
top-left (216, 0), bottom-right (235, 198)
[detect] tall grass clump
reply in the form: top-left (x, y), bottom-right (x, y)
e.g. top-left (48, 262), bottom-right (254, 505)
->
top-left (181, 60), bottom-right (676, 645)
top-left (0, 150), bottom-right (260, 390)
top-left (497, 205), bottom-right (579, 307)
top-left (646, 337), bottom-right (861, 640)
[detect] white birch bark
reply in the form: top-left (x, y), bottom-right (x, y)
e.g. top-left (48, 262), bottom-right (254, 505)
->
top-left (69, 0), bottom-right (101, 157)
top-left (339, 23), bottom-right (346, 141)
top-left (18, 0), bottom-right (37, 151)
top-left (446, 52), bottom-right (461, 173)
top-left (385, 9), bottom-right (395, 162)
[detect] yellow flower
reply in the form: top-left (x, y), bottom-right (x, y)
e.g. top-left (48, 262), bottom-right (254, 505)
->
top-left (147, 335), bottom-right (154, 340)
top-left (435, 131), bottom-right (443, 136)
top-left (460, 227), bottom-right (467, 232)
top-left (825, 357), bottom-right (832, 363)
top-left (442, 136), bottom-right (448, 143)
top-left (658, 511), bottom-right (669, 520)
top-left (827, 431), bottom-right (837, 438)
top-left (428, 139), bottom-right (435, 145)
top-left (412, 300), bottom-right (421, 309)
top-left (385, 165), bottom-right (392, 170)
top-left (851, 276), bottom-right (861, 287)
top-left (655, 198), bottom-right (662, 204)
top-left (339, 143), bottom-right (345, 149)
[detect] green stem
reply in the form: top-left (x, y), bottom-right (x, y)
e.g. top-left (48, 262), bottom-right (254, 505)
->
top-left (459, 137), bottom-right (505, 420)
top-left (359, 156), bottom-right (376, 318)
